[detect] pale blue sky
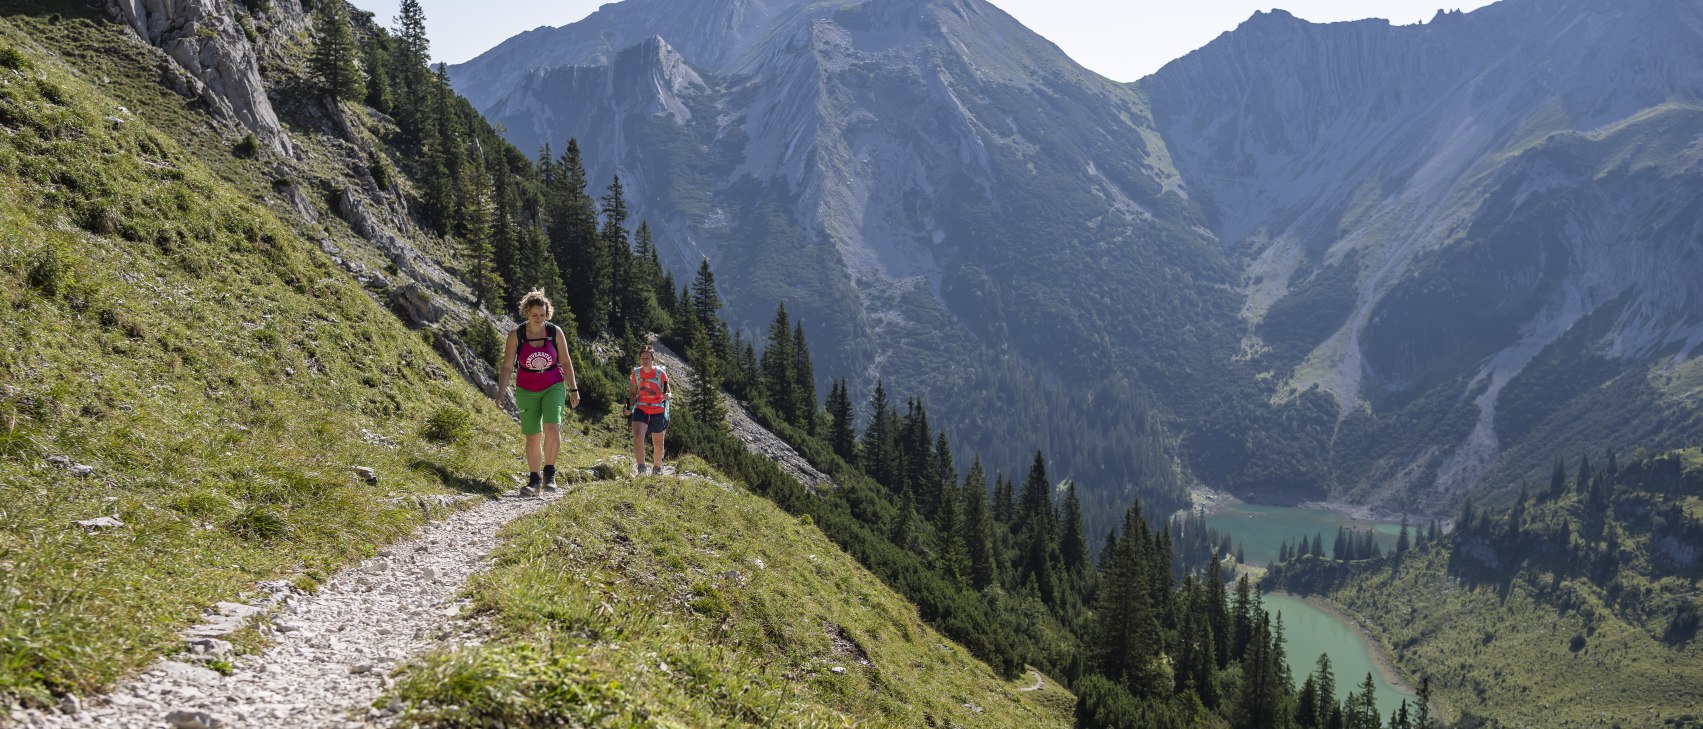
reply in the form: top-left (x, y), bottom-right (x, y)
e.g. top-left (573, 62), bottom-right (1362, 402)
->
top-left (349, 0), bottom-right (1496, 82)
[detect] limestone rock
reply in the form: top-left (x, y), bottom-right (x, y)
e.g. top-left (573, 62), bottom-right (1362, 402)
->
top-left (74, 516), bottom-right (126, 530)
top-left (109, 0), bottom-right (293, 156)
top-left (389, 283), bottom-right (444, 327)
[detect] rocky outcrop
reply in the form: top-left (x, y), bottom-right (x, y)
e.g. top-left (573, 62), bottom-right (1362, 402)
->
top-left (109, 0), bottom-right (295, 155)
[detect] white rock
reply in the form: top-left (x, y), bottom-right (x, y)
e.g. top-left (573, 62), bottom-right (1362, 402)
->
top-left (74, 516), bottom-right (125, 529)
top-left (159, 660), bottom-right (222, 685)
top-left (830, 666), bottom-right (847, 675)
top-left (164, 709), bottom-right (223, 729)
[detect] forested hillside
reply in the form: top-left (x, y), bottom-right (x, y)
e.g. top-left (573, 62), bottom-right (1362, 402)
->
top-left (1268, 447), bottom-right (1703, 727)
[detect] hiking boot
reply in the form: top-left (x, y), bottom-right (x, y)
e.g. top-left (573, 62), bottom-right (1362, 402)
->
top-left (651, 464), bottom-right (664, 475)
top-left (519, 472), bottom-right (540, 497)
top-left (542, 465), bottom-right (558, 492)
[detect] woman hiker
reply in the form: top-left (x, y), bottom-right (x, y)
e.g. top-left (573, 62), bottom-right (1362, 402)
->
top-left (629, 344), bottom-right (671, 475)
top-left (496, 290), bottom-right (579, 496)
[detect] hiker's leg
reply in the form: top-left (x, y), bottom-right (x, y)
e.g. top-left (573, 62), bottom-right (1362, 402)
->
top-left (631, 417), bottom-right (648, 469)
top-left (542, 423), bottom-right (561, 465)
top-left (650, 431), bottom-right (665, 470)
top-left (525, 433), bottom-right (543, 473)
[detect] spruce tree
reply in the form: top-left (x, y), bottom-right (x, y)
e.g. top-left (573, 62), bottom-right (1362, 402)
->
top-left (1060, 480), bottom-right (1089, 577)
top-left (792, 321), bottom-right (816, 433)
top-left (600, 176), bottom-right (636, 334)
top-left (310, 0), bottom-right (366, 102)
top-left (963, 458), bottom-right (997, 590)
top-left (691, 258), bottom-right (722, 329)
top-left (825, 378), bottom-right (856, 461)
top-left (760, 304), bottom-right (797, 419)
top-left (860, 380), bottom-right (900, 488)
top-left (362, 37), bottom-right (392, 113)
top-left (684, 320), bottom-right (726, 434)
top-left (543, 141), bottom-right (605, 334)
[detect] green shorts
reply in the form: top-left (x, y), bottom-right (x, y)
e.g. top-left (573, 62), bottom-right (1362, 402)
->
top-left (514, 382), bottom-right (565, 436)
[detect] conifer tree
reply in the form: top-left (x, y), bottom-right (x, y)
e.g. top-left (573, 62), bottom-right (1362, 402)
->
top-left (1061, 480), bottom-right (1089, 577)
top-left (792, 321), bottom-right (816, 433)
top-left (600, 176), bottom-right (637, 334)
top-left (760, 304), bottom-right (797, 419)
top-left (1396, 516), bottom-right (1410, 556)
top-left (362, 38), bottom-right (392, 113)
top-left (861, 380), bottom-right (900, 488)
top-left (1313, 654), bottom-right (1337, 728)
top-left (1312, 532), bottom-right (1325, 558)
top-left (1207, 555), bottom-right (1230, 669)
top-left (684, 319), bottom-right (726, 434)
top-left (826, 378), bottom-right (857, 462)
top-left (691, 258), bottom-right (722, 329)
top-left (546, 141), bottom-right (605, 335)
top-left (993, 473), bottom-right (1016, 532)
top-left (1091, 506), bottom-right (1163, 697)
top-left (934, 469), bottom-right (970, 586)
top-left (963, 457), bottom-right (997, 590)
top-left (310, 0), bottom-right (366, 102)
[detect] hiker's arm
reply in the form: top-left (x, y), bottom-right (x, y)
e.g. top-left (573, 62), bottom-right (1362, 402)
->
top-left (555, 327), bottom-right (579, 408)
top-left (496, 329), bottom-right (517, 405)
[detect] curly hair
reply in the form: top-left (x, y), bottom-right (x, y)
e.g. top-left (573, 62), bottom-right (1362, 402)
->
top-left (517, 289), bottom-right (553, 319)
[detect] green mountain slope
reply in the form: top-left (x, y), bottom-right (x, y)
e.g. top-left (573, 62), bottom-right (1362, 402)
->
top-left (392, 459), bottom-right (1073, 727)
top-left (1268, 448), bottom-right (1703, 727)
top-left (0, 5), bottom-right (1076, 721)
top-left (0, 13), bottom-right (520, 702)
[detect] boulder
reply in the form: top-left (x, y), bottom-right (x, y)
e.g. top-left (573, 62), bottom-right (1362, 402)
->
top-left (389, 283), bottom-right (444, 326)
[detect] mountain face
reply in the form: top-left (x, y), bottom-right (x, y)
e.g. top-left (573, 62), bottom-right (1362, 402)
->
top-left (1141, 0), bottom-right (1703, 508)
top-left (452, 0), bottom-right (1703, 515)
top-left (453, 0), bottom-right (1215, 524)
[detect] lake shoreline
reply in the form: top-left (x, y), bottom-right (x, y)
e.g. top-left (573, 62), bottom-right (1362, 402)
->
top-left (1272, 591), bottom-right (1419, 702)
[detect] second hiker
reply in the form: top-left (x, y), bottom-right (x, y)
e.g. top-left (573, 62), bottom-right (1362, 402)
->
top-left (496, 290), bottom-right (579, 496)
top-left (629, 344), bottom-right (670, 475)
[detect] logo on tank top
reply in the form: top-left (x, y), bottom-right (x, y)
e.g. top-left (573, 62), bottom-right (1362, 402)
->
top-left (523, 351), bottom-right (555, 371)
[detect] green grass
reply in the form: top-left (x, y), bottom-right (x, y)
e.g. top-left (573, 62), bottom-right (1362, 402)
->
top-left (1276, 461), bottom-right (1703, 729)
top-left (390, 457), bottom-right (1074, 728)
top-left (0, 21), bottom-right (532, 705)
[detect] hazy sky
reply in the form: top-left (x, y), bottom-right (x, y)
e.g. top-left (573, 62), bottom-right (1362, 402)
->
top-left (349, 0), bottom-right (1497, 82)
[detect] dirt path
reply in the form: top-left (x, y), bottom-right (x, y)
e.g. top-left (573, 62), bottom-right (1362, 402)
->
top-left (1017, 670), bottom-right (1045, 692)
top-left (18, 485), bottom-right (588, 729)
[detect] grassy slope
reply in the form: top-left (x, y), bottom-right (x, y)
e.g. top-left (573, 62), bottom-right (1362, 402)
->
top-left (0, 13), bottom-right (1070, 723)
top-left (0, 16), bottom-right (523, 704)
top-left (1277, 452), bottom-right (1703, 728)
top-left (391, 455), bottom-right (1073, 728)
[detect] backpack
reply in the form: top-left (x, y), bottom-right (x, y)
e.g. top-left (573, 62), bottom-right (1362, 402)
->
top-left (631, 366), bottom-right (670, 415)
top-left (516, 321), bottom-right (559, 372)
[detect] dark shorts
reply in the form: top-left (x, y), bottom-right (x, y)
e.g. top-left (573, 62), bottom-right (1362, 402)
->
top-left (631, 409), bottom-right (669, 433)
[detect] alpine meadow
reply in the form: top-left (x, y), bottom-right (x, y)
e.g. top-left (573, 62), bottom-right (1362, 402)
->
top-left (1, 0), bottom-right (1700, 727)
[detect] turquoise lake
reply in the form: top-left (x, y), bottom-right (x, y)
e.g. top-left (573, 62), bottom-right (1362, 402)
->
top-left (1262, 593), bottom-right (1418, 720)
top-left (1202, 503), bottom-right (1421, 719)
top-left (1205, 502), bottom-right (1406, 566)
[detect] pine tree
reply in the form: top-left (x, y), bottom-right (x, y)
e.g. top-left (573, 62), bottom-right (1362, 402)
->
top-left (760, 304), bottom-right (797, 420)
top-left (1396, 516), bottom-right (1410, 556)
top-left (934, 468), bottom-right (969, 586)
top-left (546, 141), bottom-right (606, 335)
top-left (792, 321), bottom-right (816, 433)
top-left (1550, 458), bottom-right (1569, 500)
top-left (1313, 654), bottom-right (1337, 729)
top-left (684, 319), bottom-right (727, 434)
top-left (1091, 506), bottom-right (1163, 697)
top-left (963, 457), bottom-right (997, 590)
top-left (826, 378), bottom-right (857, 462)
top-left (362, 37), bottom-right (392, 113)
top-left (600, 176), bottom-right (637, 335)
top-left (860, 380), bottom-right (900, 488)
top-left (458, 168), bottom-right (503, 307)
top-left (1061, 480), bottom-right (1089, 577)
top-left (1413, 677), bottom-right (1434, 729)
top-left (309, 0), bottom-right (366, 102)
top-left (691, 258), bottom-right (722, 330)
top-left (1311, 532), bottom-right (1325, 558)
top-left (993, 473), bottom-right (1016, 531)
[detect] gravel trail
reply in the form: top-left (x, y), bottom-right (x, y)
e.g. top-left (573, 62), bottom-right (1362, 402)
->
top-left (18, 487), bottom-right (581, 729)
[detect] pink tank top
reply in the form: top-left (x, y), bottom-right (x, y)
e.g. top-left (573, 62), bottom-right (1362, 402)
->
top-left (515, 325), bottom-right (565, 392)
